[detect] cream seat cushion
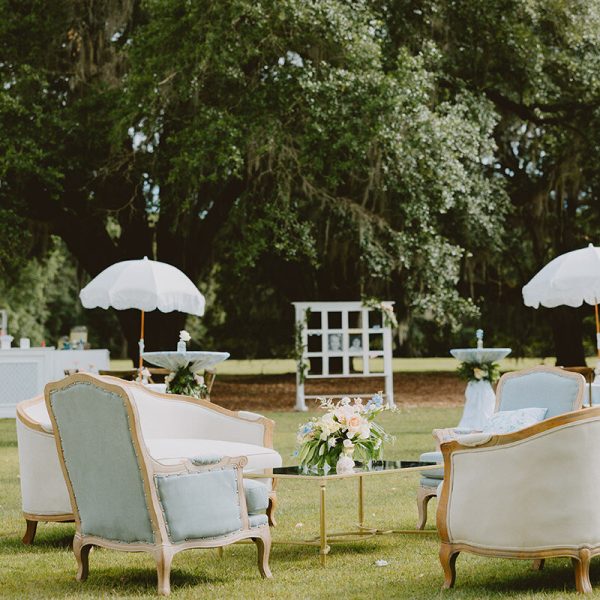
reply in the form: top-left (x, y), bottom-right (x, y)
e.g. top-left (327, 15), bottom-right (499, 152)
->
top-left (146, 438), bottom-right (282, 472)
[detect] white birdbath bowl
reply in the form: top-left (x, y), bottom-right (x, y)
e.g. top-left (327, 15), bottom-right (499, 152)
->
top-left (450, 347), bottom-right (512, 430)
top-left (142, 351), bottom-right (230, 373)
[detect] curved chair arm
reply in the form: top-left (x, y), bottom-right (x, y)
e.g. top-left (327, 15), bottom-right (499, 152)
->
top-left (124, 382), bottom-right (275, 448)
top-left (152, 455), bottom-right (248, 475)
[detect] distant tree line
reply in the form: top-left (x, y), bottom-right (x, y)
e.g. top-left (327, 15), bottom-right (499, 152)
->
top-left (1, 0), bottom-right (599, 364)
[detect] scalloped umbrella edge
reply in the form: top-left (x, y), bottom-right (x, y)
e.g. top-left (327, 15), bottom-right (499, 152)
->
top-left (79, 257), bottom-right (205, 370)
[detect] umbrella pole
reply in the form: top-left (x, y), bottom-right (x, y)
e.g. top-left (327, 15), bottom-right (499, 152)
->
top-left (138, 310), bottom-right (145, 373)
top-left (596, 302), bottom-right (600, 358)
top-left (595, 302), bottom-right (600, 384)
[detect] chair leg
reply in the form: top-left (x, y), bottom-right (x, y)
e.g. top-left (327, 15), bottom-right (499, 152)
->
top-left (572, 549), bottom-right (593, 594)
top-left (152, 547), bottom-right (174, 596)
top-left (22, 519), bottom-right (38, 545)
top-left (416, 486), bottom-right (436, 530)
top-left (532, 558), bottom-right (545, 570)
top-left (252, 530), bottom-right (273, 579)
top-left (154, 547), bottom-right (174, 596)
top-left (73, 535), bottom-right (92, 582)
top-left (439, 543), bottom-right (459, 589)
top-left (267, 492), bottom-right (278, 527)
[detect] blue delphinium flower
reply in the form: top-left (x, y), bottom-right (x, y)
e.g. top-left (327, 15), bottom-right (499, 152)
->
top-left (366, 393), bottom-right (384, 411)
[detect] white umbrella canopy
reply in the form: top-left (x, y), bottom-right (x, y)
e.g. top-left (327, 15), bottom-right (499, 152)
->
top-left (80, 257), bottom-right (205, 315)
top-left (80, 257), bottom-right (205, 369)
top-left (522, 244), bottom-right (600, 309)
top-left (522, 243), bottom-right (600, 364)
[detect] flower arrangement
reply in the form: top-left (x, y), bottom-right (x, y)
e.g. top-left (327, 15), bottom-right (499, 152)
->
top-left (295, 393), bottom-right (393, 471)
top-left (456, 361), bottom-right (500, 384)
top-left (166, 367), bottom-right (208, 399)
top-left (166, 330), bottom-right (209, 399)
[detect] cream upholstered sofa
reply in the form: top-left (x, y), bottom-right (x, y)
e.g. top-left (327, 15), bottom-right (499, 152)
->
top-left (416, 366), bottom-right (585, 529)
top-left (16, 374), bottom-right (282, 544)
top-left (45, 373), bottom-right (271, 595)
top-left (437, 406), bottom-right (600, 594)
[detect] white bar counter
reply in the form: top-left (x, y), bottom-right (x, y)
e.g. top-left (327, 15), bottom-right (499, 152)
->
top-left (0, 348), bottom-right (109, 418)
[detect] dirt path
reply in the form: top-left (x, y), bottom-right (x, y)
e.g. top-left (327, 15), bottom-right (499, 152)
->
top-left (210, 372), bottom-right (465, 411)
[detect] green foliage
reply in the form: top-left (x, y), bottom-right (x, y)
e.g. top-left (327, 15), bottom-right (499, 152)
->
top-left (293, 308), bottom-right (310, 384)
top-left (165, 366), bottom-right (209, 399)
top-left (3, 0), bottom-right (599, 358)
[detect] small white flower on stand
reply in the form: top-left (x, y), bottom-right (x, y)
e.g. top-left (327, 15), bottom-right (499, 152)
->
top-left (177, 330), bottom-right (191, 353)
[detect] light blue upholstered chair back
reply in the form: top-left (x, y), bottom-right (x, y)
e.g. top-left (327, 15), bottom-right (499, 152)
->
top-left (47, 380), bottom-right (155, 543)
top-left (496, 367), bottom-right (584, 418)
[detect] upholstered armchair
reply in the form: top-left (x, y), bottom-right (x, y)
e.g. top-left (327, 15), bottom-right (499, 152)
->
top-left (45, 373), bottom-right (272, 595)
top-left (416, 366), bottom-right (585, 529)
top-left (437, 407), bottom-right (600, 594)
top-left (16, 376), bottom-right (281, 544)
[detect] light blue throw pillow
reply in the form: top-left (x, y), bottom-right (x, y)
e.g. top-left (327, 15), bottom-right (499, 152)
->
top-left (481, 407), bottom-right (548, 435)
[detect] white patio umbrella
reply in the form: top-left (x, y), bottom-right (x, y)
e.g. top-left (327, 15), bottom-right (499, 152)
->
top-left (80, 257), bottom-right (205, 370)
top-left (522, 243), bottom-right (600, 369)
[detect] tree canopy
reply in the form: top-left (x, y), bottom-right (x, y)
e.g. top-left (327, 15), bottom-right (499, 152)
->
top-left (1, 0), bottom-right (599, 361)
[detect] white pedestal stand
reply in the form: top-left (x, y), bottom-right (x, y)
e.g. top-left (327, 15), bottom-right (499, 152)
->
top-left (450, 348), bottom-right (512, 429)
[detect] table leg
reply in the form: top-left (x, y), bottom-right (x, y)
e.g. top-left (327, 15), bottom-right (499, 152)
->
top-left (358, 476), bottom-right (364, 528)
top-left (320, 482), bottom-right (328, 566)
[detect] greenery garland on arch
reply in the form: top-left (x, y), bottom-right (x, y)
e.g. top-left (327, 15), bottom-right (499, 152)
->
top-left (294, 308), bottom-right (311, 384)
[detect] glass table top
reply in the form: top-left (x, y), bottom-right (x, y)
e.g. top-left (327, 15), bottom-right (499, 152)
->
top-left (247, 460), bottom-right (440, 480)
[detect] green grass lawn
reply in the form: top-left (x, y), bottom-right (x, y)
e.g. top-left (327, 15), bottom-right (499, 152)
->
top-left (1, 407), bottom-right (597, 598)
top-left (112, 356), bottom-right (600, 375)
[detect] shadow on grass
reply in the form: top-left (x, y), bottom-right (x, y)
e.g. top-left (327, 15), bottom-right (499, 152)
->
top-left (81, 566), bottom-right (224, 592)
top-left (0, 527), bottom-right (75, 552)
top-left (444, 556), bottom-right (600, 595)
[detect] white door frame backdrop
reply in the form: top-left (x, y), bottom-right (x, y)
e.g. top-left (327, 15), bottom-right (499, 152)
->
top-left (293, 301), bottom-right (395, 411)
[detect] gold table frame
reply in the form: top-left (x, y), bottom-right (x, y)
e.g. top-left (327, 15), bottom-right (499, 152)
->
top-left (246, 461), bottom-right (441, 565)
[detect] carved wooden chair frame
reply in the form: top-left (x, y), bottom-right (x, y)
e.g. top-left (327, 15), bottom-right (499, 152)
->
top-left (17, 376), bottom-right (278, 544)
top-left (45, 373), bottom-right (272, 595)
top-left (437, 407), bottom-right (600, 594)
top-left (416, 365), bottom-right (585, 530)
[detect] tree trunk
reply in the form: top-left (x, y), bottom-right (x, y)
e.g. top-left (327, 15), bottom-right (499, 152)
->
top-left (550, 307), bottom-right (586, 366)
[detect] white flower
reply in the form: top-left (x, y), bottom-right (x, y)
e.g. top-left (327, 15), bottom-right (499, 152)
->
top-left (179, 330), bottom-right (191, 342)
top-left (327, 437), bottom-right (337, 448)
top-left (473, 367), bottom-right (484, 380)
top-left (358, 423), bottom-right (371, 439)
top-left (343, 438), bottom-right (354, 449)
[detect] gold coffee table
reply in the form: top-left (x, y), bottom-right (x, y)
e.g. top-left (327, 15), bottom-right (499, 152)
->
top-left (246, 460), bottom-right (441, 565)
